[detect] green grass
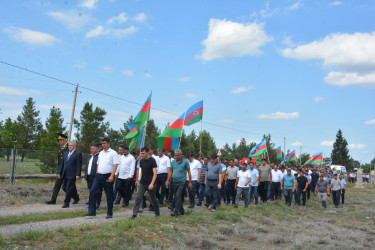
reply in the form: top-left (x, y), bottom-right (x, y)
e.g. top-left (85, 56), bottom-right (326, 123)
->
top-left (0, 163), bottom-right (42, 175)
top-left (0, 208), bottom-right (119, 226)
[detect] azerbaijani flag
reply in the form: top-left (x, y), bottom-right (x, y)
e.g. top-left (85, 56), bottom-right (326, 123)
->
top-left (127, 93), bottom-right (152, 133)
top-left (184, 101), bottom-right (203, 126)
top-left (249, 140), bottom-right (267, 157)
top-left (129, 125), bottom-right (145, 150)
top-left (320, 161), bottom-right (332, 167)
top-left (276, 146), bottom-right (282, 160)
top-left (157, 113), bottom-right (185, 150)
top-left (281, 150), bottom-right (296, 165)
top-left (304, 152), bottom-right (323, 165)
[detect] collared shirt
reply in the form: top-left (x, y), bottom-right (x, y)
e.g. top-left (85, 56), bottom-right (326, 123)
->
top-left (200, 164), bottom-right (208, 183)
top-left (331, 178), bottom-right (341, 191)
top-left (340, 179), bottom-right (347, 189)
top-left (282, 174), bottom-right (296, 190)
top-left (207, 161), bottom-right (222, 181)
top-left (152, 154), bottom-right (159, 166)
top-left (116, 153), bottom-right (136, 179)
top-left (237, 170), bottom-right (251, 188)
top-left (87, 154), bottom-right (94, 175)
top-left (280, 170), bottom-right (287, 178)
top-left (186, 159), bottom-right (202, 181)
top-left (227, 166), bottom-right (239, 180)
top-left (170, 158), bottom-right (190, 183)
top-left (258, 164), bottom-right (271, 182)
top-left (68, 149), bottom-right (76, 159)
top-left (249, 168), bottom-right (259, 186)
top-left (317, 180), bottom-right (328, 193)
top-left (271, 169), bottom-right (282, 182)
top-left (157, 154), bottom-right (171, 174)
top-left (97, 148), bottom-right (120, 174)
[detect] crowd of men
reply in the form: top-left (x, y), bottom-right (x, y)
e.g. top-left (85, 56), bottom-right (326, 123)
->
top-left (45, 134), bottom-right (348, 219)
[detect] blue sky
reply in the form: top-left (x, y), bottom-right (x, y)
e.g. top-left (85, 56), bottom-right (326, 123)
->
top-left (0, 0), bottom-right (374, 163)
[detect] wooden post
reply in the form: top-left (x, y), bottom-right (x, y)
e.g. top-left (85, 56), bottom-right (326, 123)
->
top-left (10, 145), bottom-right (16, 184)
top-left (199, 119), bottom-right (203, 155)
top-left (178, 113), bottom-right (186, 150)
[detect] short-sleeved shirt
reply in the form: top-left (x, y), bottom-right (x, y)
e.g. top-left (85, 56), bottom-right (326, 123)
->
top-left (282, 174), bottom-right (296, 190)
top-left (297, 176), bottom-right (308, 189)
top-left (331, 178), bottom-right (341, 191)
top-left (249, 168), bottom-right (259, 187)
top-left (227, 166), bottom-right (239, 180)
top-left (157, 154), bottom-right (171, 174)
top-left (97, 148), bottom-right (120, 174)
top-left (186, 159), bottom-right (202, 181)
top-left (237, 171), bottom-right (251, 188)
top-left (207, 161), bottom-right (222, 181)
top-left (271, 169), bottom-right (282, 182)
top-left (316, 180), bottom-right (328, 193)
top-left (340, 179), bottom-right (347, 189)
top-left (139, 157), bottom-right (157, 186)
top-left (200, 164), bottom-right (208, 183)
top-left (258, 164), bottom-right (271, 182)
top-left (170, 158), bottom-right (190, 183)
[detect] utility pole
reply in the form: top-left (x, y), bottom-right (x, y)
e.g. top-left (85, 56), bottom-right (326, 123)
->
top-left (299, 145), bottom-right (302, 166)
top-left (68, 84), bottom-right (79, 142)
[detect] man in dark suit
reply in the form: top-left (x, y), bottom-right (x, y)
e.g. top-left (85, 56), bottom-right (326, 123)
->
top-left (58, 141), bottom-right (82, 208)
top-left (85, 143), bottom-right (102, 208)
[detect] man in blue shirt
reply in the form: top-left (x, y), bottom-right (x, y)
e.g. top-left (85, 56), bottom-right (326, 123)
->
top-left (281, 169), bottom-right (297, 206)
top-left (247, 162), bottom-right (259, 205)
top-left (197, 156), bottom-right (209, 206)
top-left (205, 154), bottom-right (223, 212)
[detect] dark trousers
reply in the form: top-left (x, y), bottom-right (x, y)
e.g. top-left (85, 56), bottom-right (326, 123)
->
top-left (283, 189), bottom-right (293, 206)
top-left (172, 182), bottom-right (185, 214)
top-left (296, 188), bottom-right (306, 206)
top-left (306, 185), bottom-right (311, 199)
top-left (199, 183), bottom-right (205, 203)
top-left (225, 179), bottom-right (236, 204)
top-left (50, 177), bottom-right (63, 202)
top-left (332, 190), bottom-right (340, 207)
top-left (87, 177), bottom-right (102, 205)
top-left (271, 182), bottom-right (281, 200)
top-left (340, 189), bottom-right (345, 204)
top-left (205, 180), bottom-right (219, 209)
top-left (89, 174), bottom-right (114, 216)
top-left (133, 182), bottom-right (159, 216)
top-left (155, 173), bottom-right (168, 204)
top-left (62, 178), bottom-right (79, 205)
top-left (259, 181), bottom-right (269, 202)
top-left (116, 178), bottom-right (131, 205)
top-left (188, 180), bottom-right (198, 205)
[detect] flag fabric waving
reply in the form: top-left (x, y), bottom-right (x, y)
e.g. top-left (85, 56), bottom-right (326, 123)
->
top-left (249, 140), bottom-right (267, 157)
top-left (129, 126), bottom-right (145, 150)
top-left (320, 161), bottom-right (332, 167)
top-left (281, 150), bottom-right (296, 165)
top-left (276, 146), bottom-right (282, 160)
top-left (184, 101), bottom-right (203, 126)
top-left (304, 152), bottom-right (323, 165)
top-left (157, 137), bottom-right (180, 151)
top-left (157, 113), bottom-right (185, 150)
top-left (127, 93), bottom-right (152, 133)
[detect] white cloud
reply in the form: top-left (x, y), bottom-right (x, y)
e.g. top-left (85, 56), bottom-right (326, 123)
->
top-left (107, 110), bottom-right (129, 116)
top-left (185, 93), bottom-right (197, 98)
top-left (287, 1), bottom-right (303, 11)
top-left (0, 86), bottom-right (42, 96)
top-left (46, 10), bottom-right (92, 31)
top-left (151, 109), bottom-right (178, 120)
top-left (282, 36), bottom-right (295, 47)
top-left (348, 144), bottom-right (366, 150)
top-left (122, 69), bottom-right (134, 76)
top-left (259, 1), bottom-right (278, 18)
top-left (364, 118), bottom-right (375, 125)
top-left (73, 61), bottom-right (86, 69)
top-left (198, 19), bottom-right (273, 61)
top-left (282, 31), bottom-right (375, 86)
top-left (324, 72), bottom-right (375, 86)
top-left (144, 72), bottom-right (152, 78)
top-left (101, 65), bottom-right (113, 72)
top-left (178, 77), bottom-right (191, 82)
top-left (330, 1), bottom-right (343, 6)
top-left (292, 141), bottom-right (303, 147)
top-left (313, 96), bottom-right (324, 102)
top-left (218, 119), bottom-right (234, 123)
top-left (257, 112), bottom-right (299, 119)
top-left (4, 27), bottom-right (59, 46)
top-left (134, 13), bottom-right (147, 22)
top-left (78, 0), bottom-right (98, 9)
top-left (85, 25), bottom-right (137, 38)
top-left (230, 86), bottom-right (254, 94)
top-left (107, 12), bottom-right (128, 24)
top-left (320, 140), bottom-right (334, 147)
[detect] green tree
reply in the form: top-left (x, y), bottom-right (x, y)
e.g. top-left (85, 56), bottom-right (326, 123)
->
top-left (145, 119), bottom-right (160, 150)
top-left (262, 134), bottom-right (277, 163)
top-left (0, 118), bottom-right (18, 161)
top-left (74, 102), bottom-right (108, 153)
top-left (197, 130), bottom-right (216, 157)
top-left (39, 107), bottom-right (66, 173)
top-left (106, 128), bottom-right (123, 151)
top-left (331, 129), bottom-right (350, 167)
top-left (236, 138), bottom-right (251, 159)
top-left (299, 153), bottom-right (310, 166)
top-left (15, 97), bottom-right (43, 161)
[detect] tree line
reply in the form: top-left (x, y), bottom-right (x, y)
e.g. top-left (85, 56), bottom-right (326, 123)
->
top-left (0, 97), bottom-right (372, 173)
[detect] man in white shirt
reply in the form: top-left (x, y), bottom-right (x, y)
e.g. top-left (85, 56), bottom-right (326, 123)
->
top-left (85, 138), bottom-right (120, 219)
top-left (234, 162), bottom-right (251, 208)
top-left (115, 145), bottom-right (135, 207)
top-left (155, 148), bottom-right (171, 206)
top-left (270, 164), bottom-right (282, 200)
top-left (187, 154), bottom-right (202, 208)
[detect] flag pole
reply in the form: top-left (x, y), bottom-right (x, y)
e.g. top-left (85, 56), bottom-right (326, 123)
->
top-left (141, 91), bottom-right (152, 148)
top-left (178, 113), bottom-right (186, 150)
top-left (266, 142), bottom-right (270, 163)
top-left (199, 117), bottom-right (203, 155)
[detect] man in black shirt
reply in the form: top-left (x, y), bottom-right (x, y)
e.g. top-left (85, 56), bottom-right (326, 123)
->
top-left (296, 170), bottom-right (308, 206)
top-left (131, 147), bottom-right (159, 219)
top-left (310, 169), bottom-right (319, 196)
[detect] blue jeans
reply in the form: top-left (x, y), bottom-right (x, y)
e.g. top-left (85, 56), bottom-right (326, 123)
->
top-left (199, 183), bottom-right (206, 203)
top-left (248, 185), bottom-right (258, 205)
top-left (187, 180), bottom-right (198, 205)
top-left (267, 183), bottom-right (271, 199)
top-left (205, 180), bottom-right (219, 209)
top-left (296, 188), bottom-right (306, 206)
top-left (89, 173), bottom-right (114, 216)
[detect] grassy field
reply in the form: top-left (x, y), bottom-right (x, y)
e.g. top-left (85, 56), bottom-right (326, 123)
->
top-left (0, 163), bottom-right (43, 175)
top-left (0, 184), bottom-right (374, 249)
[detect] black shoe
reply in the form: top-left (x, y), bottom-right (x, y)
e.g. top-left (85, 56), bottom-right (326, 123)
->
top-left (85, 202), bottom-right (89, 205)
top-left (62, 204), bottom-right (69, 208)
top-left (72, 198), bottom-right (79, 205)
top-left (122, 204), bottom-right (128, 207)
top-left (171, 212), bottom-right (179, 217)
top-left (114, 201), bottom-right (120, 205)
top-left (168, 206), bottom-right (174, 211)
top-left (84, 213), bottom-right (96, 216)
top-left (188, 204), bottom-right (194, 209)
top-left (155, 213), bottom-right (160, 217)
top-left (197, 202), bottom-right (202, 206)
top-left (106, 215), bottom-right (113, 219)
top-left (131, 215), bottom-right (136, 220)
top-left (204, 204), bottom-right (209, 208)
top-left (149, 207), bottom-right (155, 212)
top-left (45, 200), bottom-right (56, 205)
